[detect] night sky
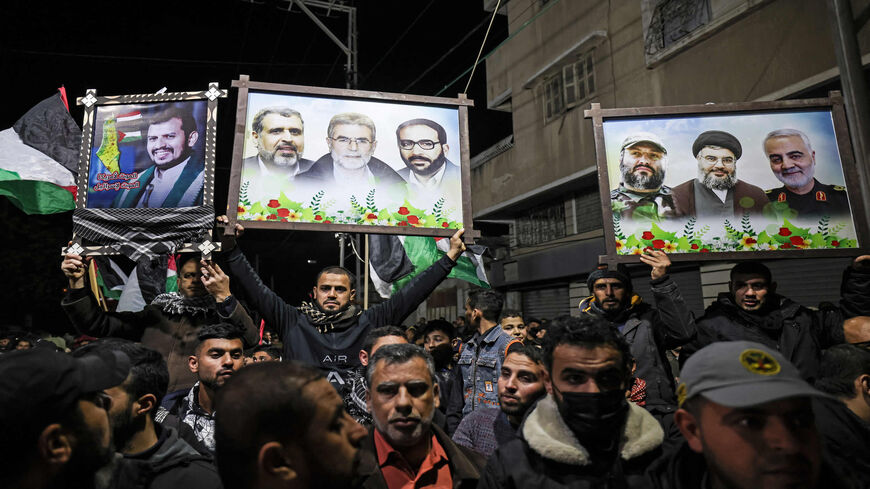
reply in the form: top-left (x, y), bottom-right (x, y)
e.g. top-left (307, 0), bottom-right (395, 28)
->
top-left (0, 0), bottom-right (511, 329)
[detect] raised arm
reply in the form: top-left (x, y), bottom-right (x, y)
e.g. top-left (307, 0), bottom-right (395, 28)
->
top-left (640, 250), bottom-right (696, 348)
top-left (201, 260), bottom-right (259, 348)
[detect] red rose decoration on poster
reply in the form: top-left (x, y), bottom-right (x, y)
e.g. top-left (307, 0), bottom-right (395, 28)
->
top-left (691, 244), bottom-right (699, 250)
top-left (832, 240), bottom-right (840, 247)
top-left (789, 236), bottom-right (804, 246)
top-left (642, 231), bottom-right (654, 240)
top-left (398, 221), bottom-right (408, 226)
top-left (266, 214), bottom-right (277, 220)
top-left (442, 222), bottom-right (450, 228)
top-left (277, 208), bottom-right (290, 217)
top-left (407, 215), bottom-right (420, 225)
top-left (398, 207), bottom-right (410, 215)
top-left (314, 215), bottom-right (323, 221)
top-left (778, 227), bottom-right (791, 236)
top-left (652, 239), bottom-right (665, 249)
top-left (267, 200), bottom-right (280, 208)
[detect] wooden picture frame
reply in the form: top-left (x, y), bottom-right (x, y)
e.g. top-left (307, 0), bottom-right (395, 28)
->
top-left (225, 75), bottom-right (478, 242)
top-left (584, 91), bottom-right (868, 263)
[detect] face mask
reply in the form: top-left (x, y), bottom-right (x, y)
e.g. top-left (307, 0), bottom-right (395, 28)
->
top-left (429, 343), bottom-right (455, 368)
top-left (554, 387), bottom-right (629, 450)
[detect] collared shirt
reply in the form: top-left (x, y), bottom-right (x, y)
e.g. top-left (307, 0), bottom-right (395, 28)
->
top-left (457, 324), bottom-right (513, 415)
top-left (373, 429), bottom-right (453, 489)
top-left (242, 156), bottom-right (304, 204)
top-left (137, 157), bottom-right (189, 207)
top-left (407, 163), bottom-right (447, 190)
top-left (693, 180), bottom-right (734, 220)
top-left (257, 155), bottom-right (301, 179)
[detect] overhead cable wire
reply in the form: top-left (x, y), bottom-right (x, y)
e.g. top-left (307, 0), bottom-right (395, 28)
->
top-left (463, 0), bottom-right (502, 95)
top-left (361, 0), bottom-right (438, 85)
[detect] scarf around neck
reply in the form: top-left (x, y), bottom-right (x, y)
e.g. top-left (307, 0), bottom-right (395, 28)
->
top-left (150, 292), bottom-right (216, 316)
top-left (298, 301), bottom-right (363, 333)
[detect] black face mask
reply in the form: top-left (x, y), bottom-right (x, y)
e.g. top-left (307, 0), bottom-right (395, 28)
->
top-left (554, 387), bottom-right (629, 451)
top-left (429, 343), bottom-right (455, 369)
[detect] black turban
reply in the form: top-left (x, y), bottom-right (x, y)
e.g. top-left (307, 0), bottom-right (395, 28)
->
top-left (692, 130), bottom-right (742, 160)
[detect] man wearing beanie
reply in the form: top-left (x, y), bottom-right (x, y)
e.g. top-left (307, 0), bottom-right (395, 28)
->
top-left (645, 340), bottom-right (858, 489)
top-left (671, 130), bottom-right (768, 219)
top-left (579, 250), bottom-right (695, 409)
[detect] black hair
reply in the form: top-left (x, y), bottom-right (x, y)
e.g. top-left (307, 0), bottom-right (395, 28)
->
top-left (542, 315), bottom-right (634, 380)
top-left (505, 340), bottom-right (543, 365)
top-left (730, 261), bottom-right (773, 284)
top-left (175, 253), bottom-right (200, 272)
top-left (396, 118), bottom-right (448, 145)
top-left (215, 362), bottom-right (322, 489)
top-left (467, 289), bottom-right (504, 323)
top-left (421, 319), bottom-right (456, 341)
top-left (315, 265), bottom-right (357, 288)
top-left (499, 309), bottom-right (524, 323)
top-left (251, 344), bottom-right (283, 361)
top-left (145, 103), bottom-right (197, 139)
top-left (72, 338), bottom-right (169, 417)
top-left (195, 323), bottom-right (246, 353)
top-left (362, 326), bottom-right (406, 355)
top-left (815, 344), bottom-right (870, 398)
top-left (366, 343), bottom-right (436, 387)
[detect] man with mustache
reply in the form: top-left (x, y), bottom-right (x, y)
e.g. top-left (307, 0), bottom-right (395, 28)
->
top-left (241, 106), bottom-right (316, 204)
top-left (395, 118), bottom-right (461, 196)
top-left (363, 343), bottom-right (486, 489)
top-left (763, 128), bottom-right (851, 220)
top-left (113, 104), bottom-right (204, 208)
top-left (155, 323), bottom-right (246, 456)
top-left (215, 361), bottom-right (373, 489)
top-left (671, 130), bottom-right (768, 219)
top-left (610, 132), bottom-right (680, 221)
top-left (647, 340), bottom-right (855, 489)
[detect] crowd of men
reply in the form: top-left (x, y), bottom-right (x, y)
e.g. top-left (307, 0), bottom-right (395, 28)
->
top-left (1, 223), bottom-right (869, 489)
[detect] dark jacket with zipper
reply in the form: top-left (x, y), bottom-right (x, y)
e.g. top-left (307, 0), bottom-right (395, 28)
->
top-left (361, 424), bottom-right (486, 489)
top-left (223, 245), bottom-right (455, 391)
top-left (579, 275), bottom-right (696, 407)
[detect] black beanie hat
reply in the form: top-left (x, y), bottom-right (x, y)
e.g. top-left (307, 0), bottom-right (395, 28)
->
top-left (587, 265), bottom-right (632, 294)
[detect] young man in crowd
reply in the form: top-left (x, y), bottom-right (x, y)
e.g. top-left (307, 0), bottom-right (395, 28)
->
top-left (458, 289), bottom-right (513, 415)
top-left (343, 326), bottom-right (407, 425)
top-left (648, 340), bottom-right (856, 489)
top-left (215, 361), bottom-right (372, 489)
top-left (480, 316), bottom-right (665, 488)
top-left (250, 344), bottom-right (283, 362)
top-left (362, 343), bottom-right (485, 489)
top-left (453, 341), bottom-right (548, 458)
top-left (499, 309), bottom-right (528, 341)
top-left (421, 319), bottom-right (462, 414)
top-left (73, 339), bottom-right (220, 489)
top-left (0, 347), bottom-right (131, 489)
top-left (156, 323), bottom-right (245, 455)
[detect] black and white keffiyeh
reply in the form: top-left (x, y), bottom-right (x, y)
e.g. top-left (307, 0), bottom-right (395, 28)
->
top-left (298, 301), bottom-right (363, 333)
top-left (72, 205), bottom-right (214, 261)
top-left (150, 292), bottom-right (216, 316)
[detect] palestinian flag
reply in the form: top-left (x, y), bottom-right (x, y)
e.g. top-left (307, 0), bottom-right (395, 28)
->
top-left (0, 90), bottom-right (78, 214)
top-left (91, 254), bottom-right (178, 312)
top-left (369, 235), bottom-right (489, 299)
top-left (116, 111), bottom-right (143, 143)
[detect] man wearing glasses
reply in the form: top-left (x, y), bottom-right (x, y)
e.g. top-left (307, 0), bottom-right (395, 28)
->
top-left (302, 112), bottom-right (405, 188)
top-left (395, 118), bottom-right (461, 192)
top-left (671, 130), bottom-right (768, 219)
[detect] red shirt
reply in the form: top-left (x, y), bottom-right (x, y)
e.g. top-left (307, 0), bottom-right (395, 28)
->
top-left (373, 429), bottom-right (453, 489)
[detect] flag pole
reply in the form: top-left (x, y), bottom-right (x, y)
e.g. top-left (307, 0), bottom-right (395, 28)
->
top-left (364, 234), bottom-right (370, 309)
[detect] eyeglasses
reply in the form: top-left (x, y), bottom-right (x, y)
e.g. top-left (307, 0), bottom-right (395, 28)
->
top-left (399, 139), bottom-right (440, 150)
top-left (329, 136), bottom-right (372, 147)
top-left (702, 155), bottom-right (735, 166)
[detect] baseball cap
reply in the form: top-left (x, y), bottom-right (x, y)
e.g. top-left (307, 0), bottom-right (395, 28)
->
top-left (620, 132), bottom-right (667, 154)
top-left (677, 341), bottom-right (832, 408)
top-left (0, 347), bottom-right (131, 423)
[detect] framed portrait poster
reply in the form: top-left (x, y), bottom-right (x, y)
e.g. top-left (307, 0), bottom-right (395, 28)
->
top-left (67, 83), bottom-right (226, 259)
top-left (585, 92), bottom-right (868, 263)
top-left (225, 76), bottom-right (477, 240)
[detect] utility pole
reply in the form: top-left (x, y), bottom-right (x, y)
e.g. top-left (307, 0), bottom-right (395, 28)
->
top-left (279, 0), bottom-right (358, 88)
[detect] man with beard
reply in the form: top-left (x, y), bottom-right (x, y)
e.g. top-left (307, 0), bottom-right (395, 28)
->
top-left (453, 341), bottom-right (548, 458)
top-left (241, 106), bottom-right (316, 204)
top-left (300, 112), bottom-right (405, 189)
top-left (113, 105), bottom-right (204, 208)
top-left (421, 320), bottom-right (462, 416)
top-left (610, 132), bottom-right (679, 220)
top-left (61, 252), bottom-right (257, 394)
top-left (647, 341), bottom-right (856, 489)
top-left (73, 339), bottom-right (220, 489)
top-left (764, 129), bottom-right (851, 220)
top-left (682, 256), bottom-right (870, 382)
top-left (343, 326), bottom-right (408, 425)
top-left (155, 323), bottom-right (246, 456)
top-left (394, 118), bottom-right (460, 194)
top-left (221, 220), bottom-right (466, 391)
top-left (215, 361), bottom-right (373, 489)
top-left (579, 250), bottom-right (695, 408)
top-left (0, 347), bottom-right (131, 489)
top-left (671, 130), bottom-right (768, 219)
top-left (363, 343), bottom-right (486, 489)
top-left (479, 316), bottom-right (664, 488)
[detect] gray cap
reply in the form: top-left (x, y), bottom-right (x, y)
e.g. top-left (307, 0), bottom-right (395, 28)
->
top-left (620, 132), bottom-right (667, 154)
top-left (677, 341), bottom-right (832, 408)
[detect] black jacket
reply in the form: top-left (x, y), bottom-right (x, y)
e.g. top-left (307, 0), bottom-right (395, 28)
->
top-left (109, 424), bottom-right (220, 489)
top-left (479, 395), bottom-right (664, 489)
top-left (580, 275), bottom-right (696, 407)
top-left (812, 397), bottom-right (870, 488)
top-left (644, 440), bottom-right (858, 489)
top-left (361, 424), bottom-right (485, 489)
top-left (682, 264), bottom-right (870, 382)
top-left (223, 246), bottom-right (455, 390)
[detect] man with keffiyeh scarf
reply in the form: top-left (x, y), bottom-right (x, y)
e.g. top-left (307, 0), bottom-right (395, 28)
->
top-left (61, 252), bottom-right (258, 393)
top-left (221, 222), bottom-right (467, 392)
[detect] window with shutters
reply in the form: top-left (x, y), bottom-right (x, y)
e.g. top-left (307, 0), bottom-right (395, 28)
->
top-left (542, 51), bottom-right (595, 123)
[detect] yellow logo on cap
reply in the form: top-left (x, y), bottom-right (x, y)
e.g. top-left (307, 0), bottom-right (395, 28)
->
top-left (676, 383), bottom-right (688, 406)
top-left (739, 349), bottom-right (781, 376)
